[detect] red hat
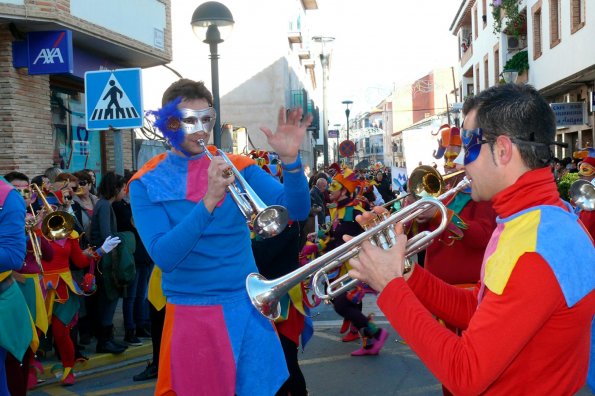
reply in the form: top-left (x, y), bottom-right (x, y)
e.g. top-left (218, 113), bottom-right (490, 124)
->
top-left (574, 148), bottom-right (595, 177)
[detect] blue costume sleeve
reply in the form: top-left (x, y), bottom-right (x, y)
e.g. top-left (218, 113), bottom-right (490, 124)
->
top-left (0, 190), bottom-right (26, 271)
top-left (242, 164), bottom-right (310, 221)
top-left (129, 180), bottom-right (215, 273)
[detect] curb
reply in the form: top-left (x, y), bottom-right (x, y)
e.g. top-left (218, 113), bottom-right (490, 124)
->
top-left (39, 342), bottom-right (153, 384)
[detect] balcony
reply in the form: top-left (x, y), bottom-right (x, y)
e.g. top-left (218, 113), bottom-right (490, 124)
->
top-left (287, 31), bottom-right (303, 45)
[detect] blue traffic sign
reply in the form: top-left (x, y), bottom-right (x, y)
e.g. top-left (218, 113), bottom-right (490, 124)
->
top-left (85, 68), bottom-right (143, 130)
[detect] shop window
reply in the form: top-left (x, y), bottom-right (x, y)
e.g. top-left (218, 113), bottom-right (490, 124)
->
top-left (51, 89), bottom-right (102, 181)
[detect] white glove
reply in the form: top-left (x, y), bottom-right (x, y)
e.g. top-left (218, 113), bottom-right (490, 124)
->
top-left (100, 236), bottom-right (121, 254)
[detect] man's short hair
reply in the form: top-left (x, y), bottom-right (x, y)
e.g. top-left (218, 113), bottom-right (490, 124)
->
top-left (162, 79), bottom-right (214, 107)
top-left (4, 171), bottom-right (29, 183)
top-left (462, 84), bottom-right (556, 169)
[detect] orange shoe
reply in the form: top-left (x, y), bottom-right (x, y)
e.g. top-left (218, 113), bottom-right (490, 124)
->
top-left (342, 331), bottom-right (360, 342)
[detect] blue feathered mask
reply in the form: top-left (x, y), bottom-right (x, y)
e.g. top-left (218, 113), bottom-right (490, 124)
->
top-left (147, 97), bottom-right (186, 153)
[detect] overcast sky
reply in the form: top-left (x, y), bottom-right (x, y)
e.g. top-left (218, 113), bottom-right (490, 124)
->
top-left (143, 0), bottom-right (462, 127)
top-left (313, 0), bottom-right (462, 124)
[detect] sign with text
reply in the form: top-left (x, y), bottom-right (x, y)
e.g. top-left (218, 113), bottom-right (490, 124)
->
top-left (27, 30), bottom-right (73, 75)
top-left (550, 102), bottom-right (587, 127)
top-left (328, 129), bottom-right (339, 138)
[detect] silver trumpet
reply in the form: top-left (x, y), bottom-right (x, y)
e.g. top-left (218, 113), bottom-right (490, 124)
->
top-left (569, 179), bottom-right (595, 211)
top-left (198, 139), bottom-right (289, 238)
top-left (247, 176), bottom-right (471, 320)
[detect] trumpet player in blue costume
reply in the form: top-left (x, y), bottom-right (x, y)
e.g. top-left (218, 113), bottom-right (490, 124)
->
top-left (128, 78), bottom-right (312, 396)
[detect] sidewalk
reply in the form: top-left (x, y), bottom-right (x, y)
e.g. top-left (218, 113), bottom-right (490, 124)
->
top-left (35, 300), bottom-right (153, 386)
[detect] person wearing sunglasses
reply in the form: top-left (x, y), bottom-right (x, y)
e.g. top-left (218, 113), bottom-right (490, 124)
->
top-left (348, 83), bottom-right (595, 395)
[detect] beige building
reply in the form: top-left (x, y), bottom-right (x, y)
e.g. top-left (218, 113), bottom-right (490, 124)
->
top-left (0, 0), bottom-right (172, 180)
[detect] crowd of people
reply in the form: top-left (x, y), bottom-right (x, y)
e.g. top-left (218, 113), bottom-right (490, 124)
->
top-left (1, 81), bottom-right (594, 395)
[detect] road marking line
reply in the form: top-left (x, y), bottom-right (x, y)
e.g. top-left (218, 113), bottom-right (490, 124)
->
top-left (84, 381), bottom-right (155, 396)
top-left (42, 386), bottom-right (78, 396)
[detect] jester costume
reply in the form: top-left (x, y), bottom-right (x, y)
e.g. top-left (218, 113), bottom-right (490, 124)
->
top-left (129, 147), bottom-right (310, 396)
top-left (378, 168), bottom-right (595, 394)
top-left (0, 178), bottom-right (37, 395)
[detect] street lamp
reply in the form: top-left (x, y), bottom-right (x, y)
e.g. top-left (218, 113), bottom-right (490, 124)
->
top-left (191, 1), bottom-right (235, 148)
top-left (312, 36), bottom-right (335, 167)
top-left (342, 100), bottom-right (353, 166)
top-left (500, 68), bottom-right (519, 84)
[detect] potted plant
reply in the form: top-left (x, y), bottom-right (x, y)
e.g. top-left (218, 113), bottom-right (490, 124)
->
top-left (503, 50), bottom-right (529, 75)
top-left (491, 0), bottom-right (525, 37)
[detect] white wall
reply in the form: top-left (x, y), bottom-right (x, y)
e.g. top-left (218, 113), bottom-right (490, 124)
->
top-left (402, 125), bottom-right (446, 175)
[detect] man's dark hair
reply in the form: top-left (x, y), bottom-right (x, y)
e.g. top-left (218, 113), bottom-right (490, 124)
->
top-left (462, 84), bottom-right (557, 169)
top-left (162, 79), bottom-right (214, 107)
top-left (4, 171), bottom-right (29, 183)
top-left (97, 171), bottom-right (125, 200)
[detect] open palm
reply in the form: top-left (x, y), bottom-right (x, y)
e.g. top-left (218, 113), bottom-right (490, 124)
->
top-left (260, 107), bottom-right (313, 162)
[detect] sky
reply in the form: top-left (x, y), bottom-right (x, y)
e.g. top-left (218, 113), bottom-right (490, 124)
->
top-left (143, 0), bottom-right (463, 128)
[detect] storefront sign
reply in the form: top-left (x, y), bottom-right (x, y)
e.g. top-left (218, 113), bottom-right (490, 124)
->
top-left (550, 102), bottom-right (587, 127)
top-left (27, 30), bottom-right (73, 75)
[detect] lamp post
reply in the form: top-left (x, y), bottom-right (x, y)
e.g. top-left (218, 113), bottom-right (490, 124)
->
top-left (342, 100), bottom-right (353, 166)
top-left (313, 36), bottom-right (335, 167)
top-left (191, 1), bottom-right (235, 148)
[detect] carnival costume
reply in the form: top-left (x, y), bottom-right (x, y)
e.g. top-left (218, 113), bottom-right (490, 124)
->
top-left (378, 167), bottom-right (595, 394)
top-left (129, 105), bottom-right (310, 394)
top-left (0, 177), bottom-right (38, 395)
top-left (574, 148), bottom-right (595, 240)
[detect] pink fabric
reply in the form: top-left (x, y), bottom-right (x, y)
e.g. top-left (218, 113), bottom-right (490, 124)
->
top-left (186, 156), bottom-right (225, 207)
top-left (170, 304), bottom-right (236, 396)
top-left (477, 223), bottom-right (503, 303)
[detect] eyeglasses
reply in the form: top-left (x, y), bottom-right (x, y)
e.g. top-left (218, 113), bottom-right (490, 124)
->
top-left (78, 180), bottom-right (88, 186)
top-left (461, 127), bottom-right (491, 165)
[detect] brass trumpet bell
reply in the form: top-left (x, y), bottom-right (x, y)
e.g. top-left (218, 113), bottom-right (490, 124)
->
top-left (41, 211), bottom-right (75, 240)
top-left (408, 166), bottom-right (466, 199)
top-left (570, 179), bottom-right (595, 211)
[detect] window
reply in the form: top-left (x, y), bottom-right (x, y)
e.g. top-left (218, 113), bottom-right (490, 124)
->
top-left (484, 55), bottom-right (489, 89)
top-left (473, 5), bottom-right (478, 39)
top-left (475, 64), bottom-right (480, 93)
top-left (532, 2), bottom-right (543, 59)
top-left (550, 0), bottom-right (561, 47)
top-left (482, 0), bottom-right (488, 28)
top-left (571, 0), bottom-right (586, 33)
top-left (494, 46), bottom-right (500, 83)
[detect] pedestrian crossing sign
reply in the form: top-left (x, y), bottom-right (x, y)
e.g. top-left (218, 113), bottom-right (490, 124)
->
top-left (84, 68), bottom-right (143, 130)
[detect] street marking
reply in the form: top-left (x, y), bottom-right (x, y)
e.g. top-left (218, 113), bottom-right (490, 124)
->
top-left (85, 381), bottom-right (155, 396)
top-left (313, 319), bottom-right (389, 328)
top-left (42, 386), bottom-right (78, 396)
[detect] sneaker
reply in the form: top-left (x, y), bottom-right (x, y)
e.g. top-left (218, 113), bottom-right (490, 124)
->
top-left (351, 328), bottom-right (389, 356)
top-left (124, 334), bottom-right (143, 346)
top-left (136, 327), bottom-right (152, 339)
top-left (125, 329), bottom-right (143, 346)
top-left (61, 368), bottom-right (75, 386)
top-left (133, 362), bottom-right (158, 381)
top-left (341, 331), bottom-right (360, 342)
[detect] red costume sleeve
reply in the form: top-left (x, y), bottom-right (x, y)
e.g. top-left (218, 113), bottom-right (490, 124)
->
top-left (378, 253), bottom-right (589, 395)
top-left (67, 238), bottom-right (92, 269)
top-left (579, 210), bottom-right (595, 242)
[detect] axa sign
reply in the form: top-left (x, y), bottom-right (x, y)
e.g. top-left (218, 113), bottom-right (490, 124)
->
top-left (27, 30), bottom-right (73, 75)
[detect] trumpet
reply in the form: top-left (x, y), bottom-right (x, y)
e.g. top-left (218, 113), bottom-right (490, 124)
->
top-left (198, 140), bottom-right (289, 239)
top-left (25, 206), bottom-right (43, 269)
top-left (31, 183), bottom-right (75, 241)
top-left (569, 179), bottom-right (595, 211)
top-left (247, 175), bottom-right (472, 320)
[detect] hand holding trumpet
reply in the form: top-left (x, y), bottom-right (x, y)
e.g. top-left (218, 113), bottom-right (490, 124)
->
top-left (204, 155), bottom-right (235, 213)
top-left (346, 206), bottom-right (411, 293)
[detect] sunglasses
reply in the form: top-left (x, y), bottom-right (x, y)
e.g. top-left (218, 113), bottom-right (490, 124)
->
top-left (78, 180), bottom-right (88, 186)
top-left (461, 127), bottom-right (491, 165)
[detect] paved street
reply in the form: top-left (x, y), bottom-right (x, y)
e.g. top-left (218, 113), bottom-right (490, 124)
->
top-left (29, 296), bottom-right (593, 395)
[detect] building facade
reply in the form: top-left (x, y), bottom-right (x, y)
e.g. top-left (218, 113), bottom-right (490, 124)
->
top-left (0, 0), bottom-right (172, 180)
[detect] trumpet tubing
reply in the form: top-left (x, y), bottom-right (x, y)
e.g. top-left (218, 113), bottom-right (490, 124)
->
top-left (246, 176), bottom-right (471, 320)
top-left (197, 140), bottom-right (289, 239)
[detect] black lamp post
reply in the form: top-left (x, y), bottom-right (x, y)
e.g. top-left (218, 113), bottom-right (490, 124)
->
top-left (342, 100), bottom-right (353, 166)
top-left (191, 2), bottom-right (234, 148)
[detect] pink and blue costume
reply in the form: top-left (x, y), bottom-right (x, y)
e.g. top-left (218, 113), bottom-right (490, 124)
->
top-left (129, 148), bottom-right (310, 395)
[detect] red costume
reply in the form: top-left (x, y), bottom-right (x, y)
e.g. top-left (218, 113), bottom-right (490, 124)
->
top-left (378, 168), bottom-right (595, 395)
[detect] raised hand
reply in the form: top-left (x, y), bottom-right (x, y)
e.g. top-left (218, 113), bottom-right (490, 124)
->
top-left (101, 235), bottom-right (121, 254)
top-left (259, 107), bottom-right (313, 165)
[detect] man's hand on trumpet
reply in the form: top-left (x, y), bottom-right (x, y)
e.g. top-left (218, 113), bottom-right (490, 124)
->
top-left (345, 206), bottom-right (410, 293)
top-left (203, 156), bottom-right (235, 213)
top-left (260, 107), bottom-right (313, 168)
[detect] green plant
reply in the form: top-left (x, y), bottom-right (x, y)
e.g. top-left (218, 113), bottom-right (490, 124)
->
top-left (503, 50), bottom-right (529, 74)
top-left (491, 0), bottom-right (525, 37)
top-left (557, 172), bottom-right (580, 201)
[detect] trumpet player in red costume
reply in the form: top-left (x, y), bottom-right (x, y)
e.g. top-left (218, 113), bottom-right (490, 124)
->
top-left (413, 125), bottom-right (496, 287)
top-left (322, 167), bottom-right (389, 356)
top-left (348, 84), bottom-right (595, 395)
top-left (42, 220), bottom-right (120, 386)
